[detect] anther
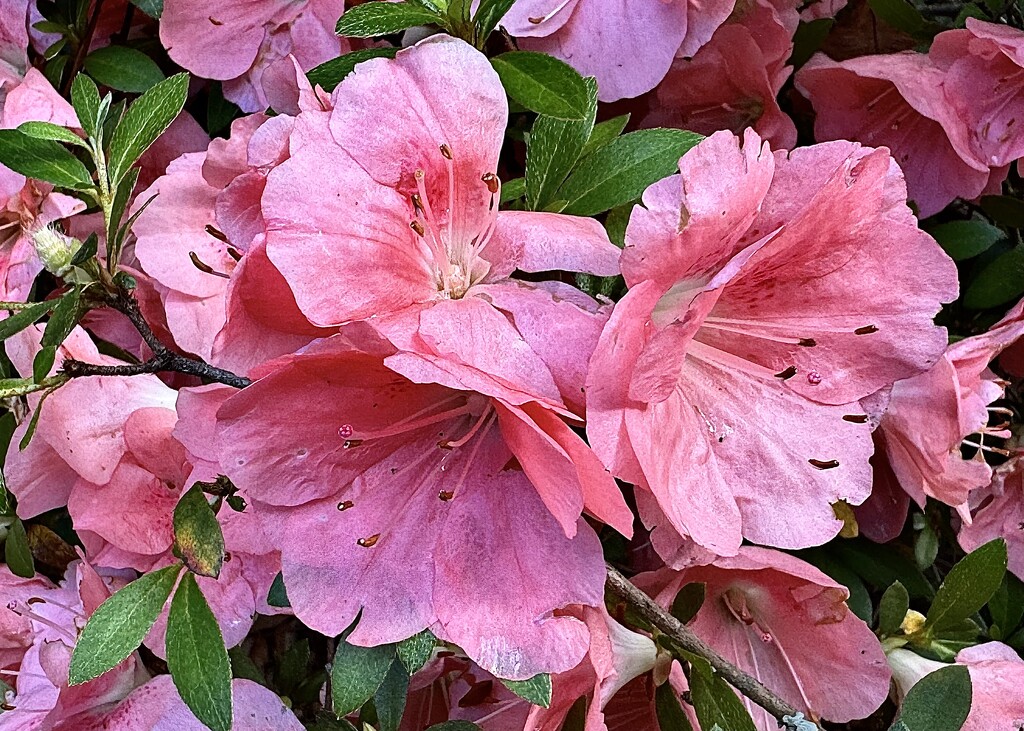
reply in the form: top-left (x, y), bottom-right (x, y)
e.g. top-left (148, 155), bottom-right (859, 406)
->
top-left (411, 194), bottom-right (424, 215)
top-left (842, 414), bottom-right (869, 423)
top-left (226, 246), bottom-right (243, 261)
top-left (808, 459), bottom-right (840, 470)
top-left (342, 439), bottom-right (363, 449)
top-left (481, 172), bottom-right (499, 194)
top-left (204, 224), bottom-right (228, 242)
top-left (357, 534), bottom-right (380, 548)
top-left (189, 251), bottom-right (230, 278)
top-left (798, 338), bottom-right (817, 347)
top-left (438, 490), bottom-right (454, 501)
top-left (775, 365), bottom-right (798, 380)
top-left (528, 15), bottom-right (543, 22)
top-left (439, 144), bottom-right (453, 160)
top-left (410, 220), bottom-right (426, 237)
top-left (337, 500), bottom-right (353, 511)
top-left (854, 325), bottom-right (879, 335)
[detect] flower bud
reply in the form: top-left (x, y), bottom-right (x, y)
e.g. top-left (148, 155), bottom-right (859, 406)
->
top-left (30, 225), bottom-right (81, 277)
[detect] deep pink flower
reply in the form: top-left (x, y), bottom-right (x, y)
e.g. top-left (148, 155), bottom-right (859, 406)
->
top-left (873, 299), bottom-right (1024, 517)
top-left (930, 19), bottom-right (1024, 170)
top-left (216, 337), bottom-right (622, 679)
top-left (638, 547), bottom-right (890, 729)
top-left (888, 643), bottom-right (1024, 731)
top-left (587, 129), bottom-right (957, 558)
top-left (159, 0), bottom-right (348, 112)
top-left (0, 1), bottom-right (31, 86)
top-left (795, 51), bottom-right (1002, 217)
top-left (959, 460), bottom-right (1024, 581)
top-left (0, 567), bottom-right (51, 673)
top-left (500, 0), bottom-right (734, 102)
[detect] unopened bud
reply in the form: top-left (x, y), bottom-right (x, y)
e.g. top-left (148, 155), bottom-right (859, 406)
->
top-left (900, 609), bottom-right (926, 636)
top-left (31, 225), bottom-right (81, 277)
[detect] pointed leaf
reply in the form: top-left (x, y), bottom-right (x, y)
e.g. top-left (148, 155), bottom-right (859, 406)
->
top-left (331, 640), bottom-right (396, 717)
top-left (687, 655), bottom-right (757, 731)
top-left (927, 219), bottom-right (1004, 261)
top-left (491, 51), bottom-right (591, 120)
top-left (926, 538), bottom-right (1007, 633)
top-left (17, 121), bottom-right (87, 148)
top-left (41, 286), bottom-right (82, 349)
top-left (69, 564), bottom-right (181, 684)
top-left (498, 673), bottom-right (552, 707)
top-left (878, 581), bottom-right (910, 636)
top-left (84, 46), bottom-right (165, 93)
top-left (580, 114), bottom-right (630, 158)
top-left (0, 130), bottom-right (92, 189)
top-left (107, 72), bottom-right (188, 186)
top-left (71, 74), bottom-right (102, 140)
top-left (307, 48), bottom-right (401, 93)
top-left (5, 518), bottom-right (35, 578)
top-left (890, 664), bottom-right (971, 731)
top-left (526, 77), bottom-right (597, 211)
top-left (167, 572), bottom-right (233, 731)
top-left (474, 0), bottom-right (517, 39)
top-left (670, 582), bottom-right (706, 625)
top-left (396, 629), bottom-right (435, 674)
top-left (655, 682), bottom-right (694, 731)
top-left (374, 659), bottom-right (410, 731)
top-left (0, 301), bottom-right (56, 341)
top-left (172, 484), bottom-right (225, 578)
top-left (335, 2), bottom-right (442, 37)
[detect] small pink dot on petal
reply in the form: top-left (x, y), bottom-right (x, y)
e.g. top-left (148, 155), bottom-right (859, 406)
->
top-left (338, 424), bottom-right (353, 438)
top-left (807, 371), bottom-right (822, 385)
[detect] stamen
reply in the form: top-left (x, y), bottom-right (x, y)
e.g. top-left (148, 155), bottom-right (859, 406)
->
top-left (842, 414), bottom-right (869, 423)
top-left (526, 0), bottom-right (577, 25)
top-left (357, 534), bottom-right (380, 548)
top-left (438, 490), bottom-right (454, 501)
top-left (439, 144), bottom-right (453, 160)
top-left (854, 325), bottom-right (879, 335)
top-left (701, 318), bottom-right (814, 346)
top-left (189, 251), bottom-right (230, 279)
top-left (226, 246), bottom-right (243, 261)
top-left (961, 439), bottom-right (1011, 457)
top-left (481, 172), bottom-right (499, 195)
top-left (337, 500), bottom-right (354, 511)
top-left (342, 399), bottom-right (474, 444)
top-left (410, 220), bottom-right (426, 237)
top-left (205, 224), bottom-right (228, 242)
top-left (440, 404), bottom-right (494, 450)
top-left (775, 366), bottom-right (798, 380)
top-left (808, 459), bottom-right (840, 470)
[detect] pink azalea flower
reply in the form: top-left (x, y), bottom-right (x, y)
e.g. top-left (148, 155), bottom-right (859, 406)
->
top-left (0, 567), bottom-right (51, 674)
top-left (638, 547), bottom-right (891, 729)
top-left (500, 0), bottom-right (735, 102)
top-left (930, 19), bottom-right (1024, 170)
top-left (587, 129), bottom-right (957, 558)
top-left (0, 0), bottom-right (31, 86)
top-left (0, 69), bottom-right (85, 301)
top-left (888, 643), bottom-right (1024, 731)
top-left (159, 0), bottom-right (348, 112)
top-left (873, 299), bottom-right (1024, 518)
top-left (959, 459), bottom-right (1024, 580)
top-left (642, 24), bottom-right (797, 150)
top-left (795, 51), bottom-right (1003, 217)
top-left (262, 36), bottom-right (623, 416)
top-left (215, 336), bottom-right (623, 679)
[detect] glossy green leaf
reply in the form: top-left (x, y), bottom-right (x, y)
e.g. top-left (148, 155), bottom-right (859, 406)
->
top-left (84, 46), bottom-right (165, 93)
top-left (335, 2), bottom-right (441, 37)
top-left (473, 0), bottom-right (517, 40)
top-left (267, 572), bottom-right (290, 608)
top-left (167, 572), bottom-right (233, 731)
top-left (374, 658), bottom-right (410, 731)
top-left (867, 0), bottom-right (931, 37)
top-left (890, 664), bottom-right (971, 731)
top-left (69, 564), bottom-right (181, 684)
top-left (129, 0), bottom-right (163, 17)
top-left (396, 629), bottom-right (435, 674)
top-left (655, 682), bottom-right (694, 731)
top-left (791, 18), bottom-right (834, 68)
top-left (42, 285), bottom-right (82, 349)
top-left (688, 655), bottom-right (757, 731)
top-left (491, 51), bottom-right (591, 120)
top-left (307, 48), bottom-right (401, 92)
top-left (71, 232), bottom-right (99, 266)
top-left (988, 574), bottom-right (1024, 639)
top-left (5, 518), bottom-right (35, 578)
top-left (0, 130), bottom-right (92, 189)
top-left (107, 72), bottom-right (189, 187)
top-left (878, 581), bottom-right (910, 635)
top-left (670, 582), bottom-right (706, 625)
top-left (32, 346), bottom-right (56, 383)
top-left (964, 247), bottom-right (1024, 310)
top-left (831, 539), bottom-right (934, 600)
top-left (925, 538), bottom-right (1007, 634)
top-left (172, 484), bottom-right (225, 578)
top-left (0, 302), bottom-right (57, 342)
top-left (70, 74), bottom-right (102, 140)
top-left (928, 219), bottom-right (1004, 261)
top-left (500, 176), bottom-right (525, 203)
top-left (499, 673), bottom-right (552, 707)
top-left (425, 723), bottom-right (482, 731)
top-left (579, 113), bottom-right (630, 159)
top-left (526, 77), bottom-right (597, 210)
top-left (330, 640), bottom-right (395, 717)
top-left (558, 129), bottom-right (703, 216)
top-left (17, 121), bottom-right (87, 148)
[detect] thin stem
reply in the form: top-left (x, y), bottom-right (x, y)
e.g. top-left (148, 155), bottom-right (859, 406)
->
top-left (61, 0), bottom-right (105, 95)
top-left (605, 565), bottom-right (816, 730)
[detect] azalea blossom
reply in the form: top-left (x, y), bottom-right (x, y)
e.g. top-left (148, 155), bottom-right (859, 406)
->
top-left (637, 547), bottom-right (891, 730)
top-left (587, 129), bottom-right (957, 559)
top-left (159, 0), bottom-right (348, 112)
top-left (959, 459), bottom-right (1024, 580)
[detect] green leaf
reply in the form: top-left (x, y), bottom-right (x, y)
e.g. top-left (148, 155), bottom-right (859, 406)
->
top-left (33, 346), bottom-right (56, 383)
top-left (72, 232), bottom-right (99, 266)
top-left (655, 682), bottom-right (694, 731)
top-left (267, 572), bottom-right (290, 607)
top-left (688, 655), bottom-right (757, 731)
top-left (42, 286), bottom-right (82, 349)
top-left (69, 564), bottom-right (181, 684)
top-left (0, 301), bottom-right (55, 342)
top-left (107, 72), bottom-right (189, 187)
top-left (20, 386), bottom-right (58, 450)
top-left (878, 581), bottom-right (910, 635)
top-left (307, 48), bottom-right (401, 93)
top-left (927, 219), bottom-right (1005, 261)
top-left (5, 518), bottom-right (35, 578)
top-left (129, 0), bottom-right (163, 18)
top-left (890, 664), bottom-right (971, 731)
top-left (425, 723), bottom-right (482, 731)
top-left (84, 46), bottom-right (165, 93)
top-left (0, 130), bottom-right (93, 189)
top-left (335, 2), bottom-right (442, 37)
top-left (500, 176), bottom-right (525, 204)
top-left (108, 166), bottom-right (140, 247)
top-left (915, 522), bottom-right (940, 570)
top-left (964, 246), bottom-right (1024, 310)
top-left (830, 539), bottom-right (934, 600)
top-left (670, 582), bottom-right (706, 625)
top-left (330, 640), bottom-right (396, 717)
top-left (473, 0), bottom-right (517, 40)
top-left (981, 194), bottom-right (1024, 228)
top-left (925, 538), bottom-right (1007, 634)
top-left (172, 484), bottom-right (226, 578)
top-left (791, 18), bottom-right (834, 69)
top-left (0, 377), bottom-right (50, 398)
top-left (396, 629), bottom-right (435, 674)
top-left (526, 77), bottom-right (598, 210)
top-left (867, 0), bottom-right (930, 37)
top-left (498, 673), bottom-right (552, 707)
top-left (558, 129), bottom-right (702, 216)
top-left (17, 121), bottom-right (87, 148)
top-left (71, 74), bottom-right (102, 140)
top-left (579, 114), bottom-right (630, 159)
top-left (988, 574), bottom-right (1024, 639)
top-left (167, 572), bottom-right (233, 731)
top-left (374, 659), bottom-right (410, 731)
top-left (491, 51), bottom-right (591, 121)
top-left (206, 83), bottom-right (240, 136)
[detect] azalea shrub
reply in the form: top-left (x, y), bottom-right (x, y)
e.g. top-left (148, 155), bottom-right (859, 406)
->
top-left (0, 0), bottom-right (1023, 730)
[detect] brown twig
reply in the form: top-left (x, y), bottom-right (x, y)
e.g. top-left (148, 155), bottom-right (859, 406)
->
top-left (605, 565), bottom-right (817, 730)
top-left (61, 288), bottom-right (251, 389)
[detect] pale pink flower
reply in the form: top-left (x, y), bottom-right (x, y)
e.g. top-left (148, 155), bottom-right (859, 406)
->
top-left (638, 547), bottom-right (890, 729)
top-left (587, 129), bottom-right (957, 559)
top-left (959, 460), bottom-right (1024, 580)
top-left (159, 0), bottom-right (348, 112)
top-left (795, 51), bottom-right (1003, 217)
